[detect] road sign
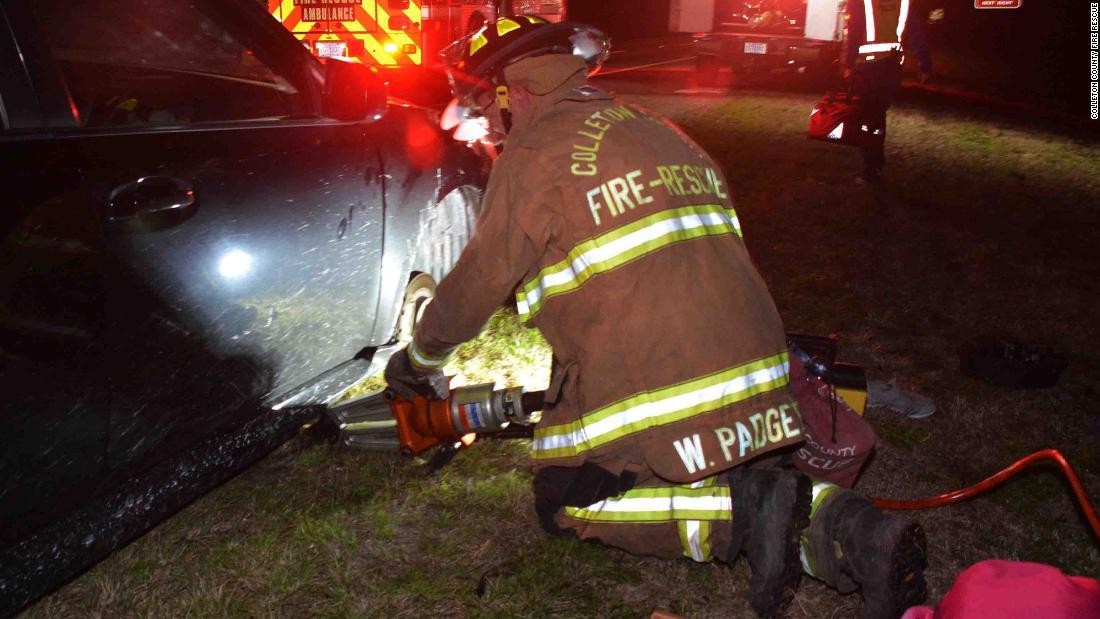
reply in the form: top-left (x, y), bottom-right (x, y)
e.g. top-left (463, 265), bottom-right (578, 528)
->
top-left (975, 0), bottom-right (1022, 8)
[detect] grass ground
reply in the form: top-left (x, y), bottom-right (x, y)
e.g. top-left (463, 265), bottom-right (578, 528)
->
top-left (24, 88), bottom-right (1100, 618)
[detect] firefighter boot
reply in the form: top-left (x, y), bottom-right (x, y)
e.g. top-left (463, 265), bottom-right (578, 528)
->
top-left (801, 483), bottom-right (927, 619)
top-left (728, 467), bottom-right (812, 617)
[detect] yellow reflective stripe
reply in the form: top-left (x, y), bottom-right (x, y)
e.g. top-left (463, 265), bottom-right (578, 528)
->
top-left (496, 18), bottom-right (521, 37)
top-left (678, 519), bottom-right (713, 562)
top-left (563, 485), bottom-right (732, 524)
top-left (371, 6), bottom-right (422, 64)
top-left (800, 481), bottom-right (841, 578)
top-left (277, 0), bottom-right (295, 21)
top-left (809, 481), bottom-right (840, 519)
top-left (515, 204), bottom-right (742, 322)
top-left (469, 32), bottom-right (489, 55)
top-left (408, 341), bottom-right (449, 371)
top-left (403, 0), bottom-right (423, 28)
top-left (533, 352), bottom-right (790, 460)
top-left (691, 476), bottom-right (718, 489)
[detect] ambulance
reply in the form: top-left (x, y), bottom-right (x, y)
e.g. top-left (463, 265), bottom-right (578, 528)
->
top-left (269, 0), bottom-right (566, 67)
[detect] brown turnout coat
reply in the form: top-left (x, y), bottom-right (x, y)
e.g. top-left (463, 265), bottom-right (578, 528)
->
top-left (410, 57), bottom-right (803, 485)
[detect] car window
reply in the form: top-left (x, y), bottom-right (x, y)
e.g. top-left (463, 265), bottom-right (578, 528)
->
top-left (29, 0), bottom-right (301, 128)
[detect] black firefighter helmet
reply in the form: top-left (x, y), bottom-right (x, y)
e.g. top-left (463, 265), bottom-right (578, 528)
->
top-left (439, 16), bottom-right (609, 142)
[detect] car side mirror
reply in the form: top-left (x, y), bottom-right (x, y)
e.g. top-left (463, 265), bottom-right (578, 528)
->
top-left (323, 60), bottom-right (388, 122)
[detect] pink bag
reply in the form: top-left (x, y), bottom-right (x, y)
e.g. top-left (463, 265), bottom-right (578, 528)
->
top-left (788, 351), bottom-right (877, 488)
top-left (902, 560), bottom-right (1100, 619)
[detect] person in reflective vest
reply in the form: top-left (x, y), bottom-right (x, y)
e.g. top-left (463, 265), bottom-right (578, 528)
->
top-left (384, 16), bottom-right (927, 617)
top-left (843, 0), bottom-right (932, 183)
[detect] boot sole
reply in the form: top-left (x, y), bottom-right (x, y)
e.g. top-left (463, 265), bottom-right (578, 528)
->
top-left (887, 523), bottom-right (928, 613)
top-left (861, 521), bottom-right (928, 619)
top-left (749, 473), bottom-right (812, 618)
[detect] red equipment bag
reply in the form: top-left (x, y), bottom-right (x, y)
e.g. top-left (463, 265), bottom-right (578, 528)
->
top-left (788, 351), bottom-right (878, 488)
top-left (807, 91), bottom-right (884, 149)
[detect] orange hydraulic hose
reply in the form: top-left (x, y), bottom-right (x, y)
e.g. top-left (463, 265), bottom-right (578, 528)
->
top-left (871, 449), bottom-right (1100, 545)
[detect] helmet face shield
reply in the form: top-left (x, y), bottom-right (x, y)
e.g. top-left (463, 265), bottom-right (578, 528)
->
top-left (440, 31), bottom-right (491, 103)
top-left (440, 96), bottom-right (506, 145)
top-left (568, 26), bottom-right (611, 73)
top-left (440, 30), bottom-right (500, 143)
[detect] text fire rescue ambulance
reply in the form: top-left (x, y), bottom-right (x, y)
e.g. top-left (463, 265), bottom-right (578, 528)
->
top-left (269, 0), bottom-right (566, 67)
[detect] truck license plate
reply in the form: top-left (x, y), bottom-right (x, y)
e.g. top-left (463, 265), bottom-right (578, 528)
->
top-left (316, 41), bottom-right (347, 58)
top-left (744, 42), bottom-right (767, 55)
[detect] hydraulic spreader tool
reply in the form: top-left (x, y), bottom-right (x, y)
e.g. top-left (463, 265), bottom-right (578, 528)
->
top-left (327, 383), bottom-right (545, 456)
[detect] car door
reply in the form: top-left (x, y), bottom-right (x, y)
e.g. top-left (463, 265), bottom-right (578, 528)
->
top-left (0, 0), bottom-right (388, 540)
top-left (18, 0), bottom-right (390, 393)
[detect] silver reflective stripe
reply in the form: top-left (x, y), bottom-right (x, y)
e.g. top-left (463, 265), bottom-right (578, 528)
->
top-left (800, 481), bottom-right (842, 577)
top-left (863, 0), bottom-right (876, 40)
top-left (563, 481), bottom-right (729, 562)
top-left (799, 540), bottom-right (813, 576)
top-left (563, 485), bottom-right (733, 523)
top-left (533, 353), bottom-right (790, 459)
top-left (681, 478), bottom-right (710, 562)
top-left (515, 204), bottom-right (742, 322)
top-left (809, 481), bottom-right (840, 519)
top-left (408, 341), bottom-right (449, 371)
top-left (683, 519), bottom-right (705, 562)
top-left (897, 0), bottom-right (910, 39)
top-left (859, 42), bottom-right (901, 54)
top-left (576, 494), bottom-right (731, 516)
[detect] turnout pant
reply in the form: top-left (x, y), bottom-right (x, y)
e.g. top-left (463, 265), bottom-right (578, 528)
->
top-left (535, 463), bottom-right (844, 572)
top-left (538, 464), bottom-right (739, 563)
top-left (852, 58), bottom-right (903, 176)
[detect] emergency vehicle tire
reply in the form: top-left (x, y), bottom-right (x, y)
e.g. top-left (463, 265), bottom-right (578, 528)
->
top-left (396, 273), bottom-right (436, 344)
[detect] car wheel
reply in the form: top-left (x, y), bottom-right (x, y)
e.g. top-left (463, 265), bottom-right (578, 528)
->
top-left (418, 184), bottom-right (481, 283)
top-left (396, 273), bottom-right (436, 344)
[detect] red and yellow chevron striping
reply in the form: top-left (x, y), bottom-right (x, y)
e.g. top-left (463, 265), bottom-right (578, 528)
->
top-left (269, 0), bottom-right (424, 66)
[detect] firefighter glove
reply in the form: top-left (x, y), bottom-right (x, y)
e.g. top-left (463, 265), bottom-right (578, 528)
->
top-left (384, 347), bottom-right (450, 401)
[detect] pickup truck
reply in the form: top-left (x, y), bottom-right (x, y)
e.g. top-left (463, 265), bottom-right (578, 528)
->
top-left (674, 0), bottom-right (846, 85)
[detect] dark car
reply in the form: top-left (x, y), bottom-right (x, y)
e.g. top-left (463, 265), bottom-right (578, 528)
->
top-left (0, 0), bottom-right (485, 612)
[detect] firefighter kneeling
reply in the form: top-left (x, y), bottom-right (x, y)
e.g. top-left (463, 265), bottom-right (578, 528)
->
top-left (385, 17), bottom-right (926, 618)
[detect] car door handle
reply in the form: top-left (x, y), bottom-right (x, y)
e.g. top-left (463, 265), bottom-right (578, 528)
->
top-left (107, 176), bottom-right (197, 230)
